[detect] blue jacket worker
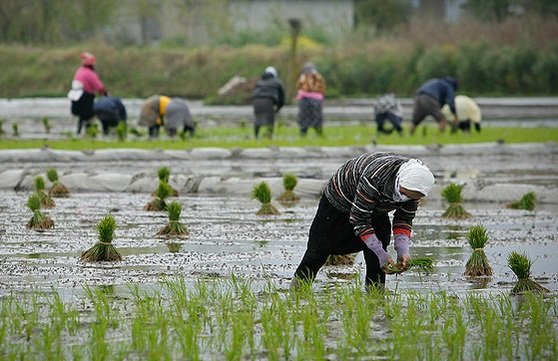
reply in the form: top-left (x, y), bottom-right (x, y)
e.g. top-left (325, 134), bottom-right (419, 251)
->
top-left (374, 93), bottom-right (404, 135)
top-left (93, 96), bottom-right (127, 135)
top-left (410, 77), bottom-right (458, 134)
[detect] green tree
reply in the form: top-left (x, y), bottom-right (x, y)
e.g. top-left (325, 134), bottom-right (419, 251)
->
top-left (354, 0), bottom-right (412, 32)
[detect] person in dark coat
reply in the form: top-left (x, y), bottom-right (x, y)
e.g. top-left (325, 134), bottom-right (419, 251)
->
top-left (93, 96), bottom-right (127, 135)
top-left (291, 152), bottom-right (435, 290)
top-left (410, 77), bottom-right (458, 135)
top-left (67, 52), bottom-right (108, 134)
top-left (252, 66), bottom-right (285, 139)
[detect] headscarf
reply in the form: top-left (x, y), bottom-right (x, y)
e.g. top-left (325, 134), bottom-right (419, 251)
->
top-left (264, 66), bottom-right (277, 78)
top-left (81, 52), bottom-right (96, 66)
top-left (395, 159), bottom-right (435, 197)
top-left (302, 62), bottom-right (316, 73)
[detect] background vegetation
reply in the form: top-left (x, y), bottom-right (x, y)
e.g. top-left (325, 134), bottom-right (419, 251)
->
top-left (0, 0), bottom-right (556, 101)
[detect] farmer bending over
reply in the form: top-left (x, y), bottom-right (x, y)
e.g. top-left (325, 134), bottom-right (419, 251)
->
top-left (291, 152), bottom-right (435, 290)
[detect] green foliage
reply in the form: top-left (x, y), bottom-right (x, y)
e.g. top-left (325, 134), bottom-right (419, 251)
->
top-left (34, 176), bottom-right (46, 192)
top-left (86, 123), bottom-right (99, 138)
top-left (464, 0), bottom-right (558, 22)
top-left (442, 183), bottom-right (464, 203)
top-left (155, 181), bottom-right (173, 201)
top-left (158, 167), bottom-right (171, 183)
top-left (467, 225), bottom-right (489, 249)
top-left (0, 118), bottom-right (4, 135)
top-left (27, 193), bottom-right (42, 212)
top-left (12, 123), bottom-right (18, 136)
top-left (508, 251), bottom-right (531, 280)
top-left (465, 225), bottom-right (493, 277)
top-left (508, 192), bottom-right (537, 211)
top-left (42, 117), bottom-right (51, 133)
top-left (355, 0), bottom-right (412, 31)
top-left (97, 214), bottom-right (116, 243)
top-left (252, 182), bottom-right (272, 204)
top-left (115, 122), bottom-right (126, 141)
top-left (46, 168), bottom-right (59, 183)
top-left (282, 174), bottom-right (298, 191)
top-left (166, 201), bottom-right (182, 222)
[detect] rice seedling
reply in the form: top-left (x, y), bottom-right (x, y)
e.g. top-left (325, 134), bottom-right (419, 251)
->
top-left (0, 118), bottom-right (5, 135)
top-left (157, 201), bottom-right (189, 238)
top-left (34, 175), bottom-right (55, 208)
top-left (46, 168), bottom-right (70, 197)
top-left (441, 182), bottom-right (471, 219)
top-left (464, 225), bottom-right (493, 277)
top-left (508, 191), bottom-right (537, 211)
top-left (42, 117), bottom-right (51, 134)
top-left (325, 253), bottom-right (357, 266)
top-left (26, 193), bottom-right (54, 230)
top-left (12, 122), bottom-right (19, 136)
top-left (252, 181), bottom-right (279, 215)
top-left (277, 173), bottom-right (300, 206)
top-left (153, 166), bottom-right (178, 196)
top-left (115, 122), bottom-right (127, 141)
top-left (80, 214), bottom-right (122, 262)
top-left (85, 123), bottom-right (99, 138)
top-left (507, 251), bottom-right (548, 294)
top-left (144, 180), bottom-right (173, 211)
top-left (384, 257), bottom-right (435, 274)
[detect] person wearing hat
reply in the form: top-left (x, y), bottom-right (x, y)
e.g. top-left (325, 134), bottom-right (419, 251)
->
top-left (296, 62), bottom-right (326, 136)
top-left (291, 152), bottom-right (435, 290)
top-left (410, 76), bottom-right (458, 135)
top-left (68, 52), bottom-right (108, 134)
top-left (252, 66), bottom-right (285, 139)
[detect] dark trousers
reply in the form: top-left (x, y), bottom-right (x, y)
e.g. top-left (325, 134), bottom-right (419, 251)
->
top-left (376, 112), bottom-right (403, 134)
top-left (293, 196), bottom-right (391, 287)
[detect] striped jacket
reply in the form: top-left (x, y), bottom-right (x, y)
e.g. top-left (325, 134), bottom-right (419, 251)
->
top-left (324, 152), bottom-right (418, 238)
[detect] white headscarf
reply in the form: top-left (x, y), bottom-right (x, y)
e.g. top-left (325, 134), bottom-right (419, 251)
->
top-left (264, 66), bottom-right (278, 78)
top-left (395, 159), bottom-right (435, 198)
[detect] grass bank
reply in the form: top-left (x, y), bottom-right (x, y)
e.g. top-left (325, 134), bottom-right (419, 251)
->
top-left (0, 124), bottom-right (556, 150)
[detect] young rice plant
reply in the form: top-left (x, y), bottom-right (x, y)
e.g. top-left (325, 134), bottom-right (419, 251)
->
top-left (508, 251), bottom-right (548, 294)
top-left (277, 173), bottom-right (300, 206)
top-left (46, 168), bottom-right (70, 197)
top-left (384, 257), bottom-right (435, 274)
top-left (252, 181), bottom-right (279, 215)
top-left (34, 175), bottom-right (55, 208)
top-left (441, 183), bottom-right (471, 219)
top-left (157, 201), bottom-right (189, 238)
top-left (26, 193), bottom-right (54, 230)
top-left (508, 192), bottom-right (537, 211)
top-left (145, 181), bottom-right (173, 211)
top-left (464, 225), bottom-right (493, 277)
top-left (80, 214), bottom-right (122, 262)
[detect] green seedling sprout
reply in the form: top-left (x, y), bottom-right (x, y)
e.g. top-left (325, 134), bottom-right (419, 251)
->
top-left (115, 122), bottom-right (127, 141)
top-left (26, 193), bottom-right (54, 230)
top-left (464, 225), bottom-right (493, 277)
top-left (153, 167), bottom-right (178, 196)
top-left (42, 117), bottom-right (51, 134)
top-left (81, 214), bottom-right (122, 262)
top-left (385, 257), bottom-right (435, 274)
top-left (145, 181), bottom-right (173, 211)
top-left (34, 175), bottom-right (55, 208)
top-left (85, 123), bottom-right (99, 138)
top-left (325, 253), bottom-right (356, 266)
top-left (441, 183), bottom-right (471, 219)
top-left (0, 118), bottom-right (5, 135)
top-left (12, 123), bottom-right (19, 136)
top-left (277, 173), bottom-right (300, 206)
top-left (46, 168), bottom-right (70, 197)
top-left (158, 201), bottom-right (189, 238)
top-left (508, 192), bottom-right (537, 211)
top-left (508, 251), bottom-right (548, 294)
top-left (252, 181), bottom-right (279, 215)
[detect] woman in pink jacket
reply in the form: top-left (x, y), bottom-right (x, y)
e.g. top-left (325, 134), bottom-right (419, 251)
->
top-left (68, 52), bottom-right (108, 134)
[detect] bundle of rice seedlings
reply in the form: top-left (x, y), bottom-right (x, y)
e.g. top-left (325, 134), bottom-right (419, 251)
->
top-left (277, 173), bottom-right (300, 206)
top-left (153, 167), bottom-right (178, 196)
top-left (12, 123), bottom-right (19, 137)
top-left (0, 118), bottom-right (5, 135)
top-left (80, 214), bottom-right (122, 262)
top-left (145, 181), bottom-right (173, 211)
top-left (508, 251), bottom-right (548, 294)
top-left (85, 123), bottom-right (99, 138)
top-left (26, 193), bottom-right (54, 230)
top-left (34, 175), bottom-right (55, 208)
top-left (252, 181), bottom-right (280, 215)
top-left (464, 225), bottom-right (493, 277)
top-left (157, 201), bottom-right (189, 238)
top-left (441, 183), bottom-right (471, 219)
top-left (115, 122), bottom-right (127, 141)
top-left (508, 192), bottom-right (537, 211)
top-left (42, 117), bottom-right (51, 134)
top-left (385, 257), bottom-right (435, 274)
top-left (46, 168), bottom-right (70, 197)
top-left (325, 253), bottom-right (356, 266)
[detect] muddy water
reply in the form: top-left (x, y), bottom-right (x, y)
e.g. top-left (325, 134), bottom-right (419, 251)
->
top-left (0, 189), bottom-right (556, 298)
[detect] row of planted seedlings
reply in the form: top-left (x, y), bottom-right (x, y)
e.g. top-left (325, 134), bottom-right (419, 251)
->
top-left (1, 276), bottom-right (557, 360)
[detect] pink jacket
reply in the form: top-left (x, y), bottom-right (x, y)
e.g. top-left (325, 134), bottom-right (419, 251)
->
top-left (73, 66), bottom-right (106, 95)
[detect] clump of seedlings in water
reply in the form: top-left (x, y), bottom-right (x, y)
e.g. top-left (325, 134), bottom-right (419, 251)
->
top-left (42, 117), bottom-right (51, 134)
top-left (508, 191), bottom-right (537, 211)
top-left (252, 181), bottom-right (280, 215)
top-left (464, 224), bottom-right (493, 277)
top-left (441, 182), bottom-right (471, 219)
top-left (508, 251), bottom-right (548, 294)
top-left (385, 257), bottom-right (435, 274)
top-left (325, 254), bottom-right (356, 266)
top-left (12, 123), bottom-right (19, 136)
top-left (46, 168), bottom-right (70, 197)
top-left (115, 122), bottom-right (127, 141)
top-left (26, 193), bottom-right (54, 230)
top-left (81, 214), bottom-right (122, 262)
top-left (34, 175), bottom-right (55, 208)
top-left (154, 166), bottom-right (178, 196)
top-left (277, 173), bottom-right (300, 206)
top-left (0, 118), bottom-right (5, 135)
top-left (157, 201), bottom-right (189, 238)
top-left (145, 181), bottom-right (173, 211)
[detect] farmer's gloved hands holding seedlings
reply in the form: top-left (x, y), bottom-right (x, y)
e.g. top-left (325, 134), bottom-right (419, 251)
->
top-left (361, 233), bottom-right (395, 271)
top-left (394, 233), bottom-right (411, 270)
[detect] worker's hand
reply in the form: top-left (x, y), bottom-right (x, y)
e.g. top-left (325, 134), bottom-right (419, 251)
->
top-left (382, 257), bottom-right (397, 273)
top-left (397, 254), bottom-right (411, 271)
top-left (361, 233), bottom-right (390, 268)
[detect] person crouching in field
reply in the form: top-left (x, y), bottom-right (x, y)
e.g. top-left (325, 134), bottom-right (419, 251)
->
top-left (442, 95), bottom-right (482, 133)
top-left (139, 95), bottom-right (195, 138)
top-left (410, 76), bottom-right (458, 135)
top-left (93, 96), bottom-right (127, 135)
top-left (373, 93), bottom-right (404, 135)
top-left (296, 62), bottom-right (326, 136)
top-left (291, 152), bottom-right (435, 291)
top-left (252, 66), bottom-right (285, 139)
top-left (68, 52), bottom-right (108, 135)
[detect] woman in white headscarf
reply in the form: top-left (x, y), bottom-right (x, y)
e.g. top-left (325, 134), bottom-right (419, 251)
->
top-left (252, 66), bottom-right (285, 138)
top-left (291, 152), bottom-right (435, 290)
